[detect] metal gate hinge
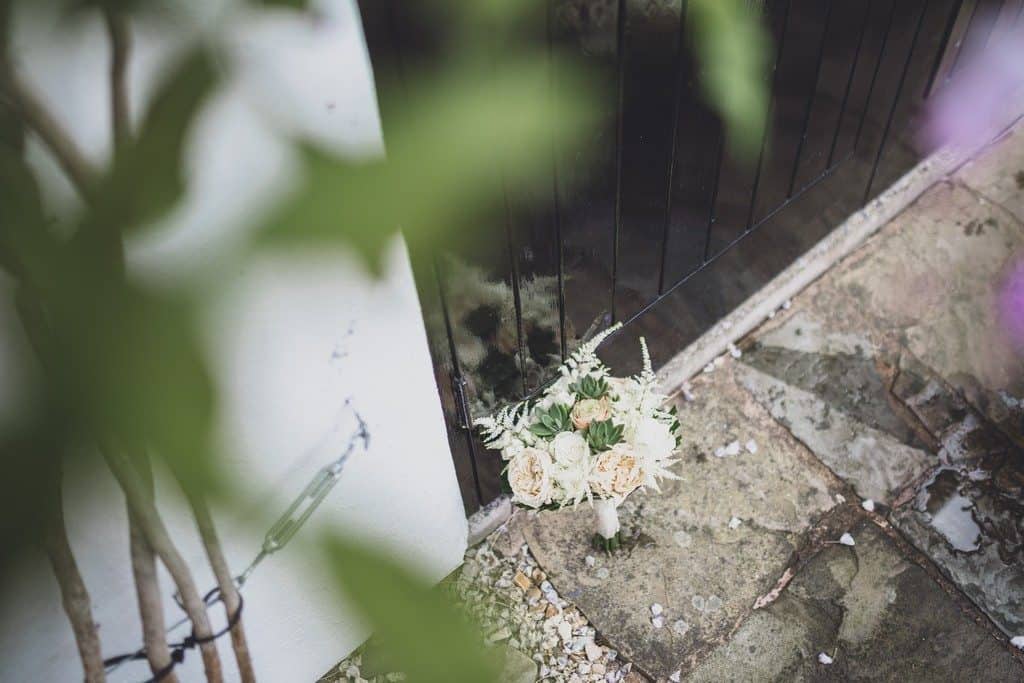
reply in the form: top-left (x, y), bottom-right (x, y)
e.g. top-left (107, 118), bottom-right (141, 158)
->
top-left (451, 374), bottom-right (472, 431)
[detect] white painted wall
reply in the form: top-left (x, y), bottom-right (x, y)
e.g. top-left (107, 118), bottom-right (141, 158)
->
top-left (0, 1), bottom-right (469, 680)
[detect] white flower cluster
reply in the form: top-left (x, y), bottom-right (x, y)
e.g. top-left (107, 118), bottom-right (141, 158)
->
top-left (474, 324), bottom-right (681, 510)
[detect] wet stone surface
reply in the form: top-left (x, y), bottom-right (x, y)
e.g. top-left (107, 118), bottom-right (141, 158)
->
top-left (736, 310), bottom-right (934, 504)
top-left (686, 522), bottom-right (1024, 682)
top-left (523, 364), bottom-right (839, 679)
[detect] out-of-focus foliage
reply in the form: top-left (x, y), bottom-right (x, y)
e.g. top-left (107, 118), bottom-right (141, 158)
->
top-left (0, 0), bottom-right (772, 678)
top-left (259, 59), bottom-right (597, 274)
top-left (687, 0), bottom-right (769, 158)
top-left (325, 533), bottom-right (503, 683)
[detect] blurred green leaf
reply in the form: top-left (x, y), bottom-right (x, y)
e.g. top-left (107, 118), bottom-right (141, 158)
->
top-left (324, 532), bottom-right (503, 683)
top-left (687, 0), bottom-right (769, 158)
top-left (82, 49), bottom-right (216, 239)
top-left (258, 58), bottom-right (597, 275)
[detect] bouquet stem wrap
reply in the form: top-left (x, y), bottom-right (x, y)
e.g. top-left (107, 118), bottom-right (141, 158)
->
top-left (593, 498), bottom-right (621, 540)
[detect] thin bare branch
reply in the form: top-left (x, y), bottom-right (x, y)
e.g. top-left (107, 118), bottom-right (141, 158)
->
top-left (0, 58), bottom-right (97, 197)
top-left (103, 450), bottom-right (224, 683)
top-left (189, 493), bottom-right (257, 683)
top-left (44, 473), bottom-right (107, 683)
top-left (128, 456), bottom-right (179, 683)
top-left (103, 9), bottom-right (130, 151)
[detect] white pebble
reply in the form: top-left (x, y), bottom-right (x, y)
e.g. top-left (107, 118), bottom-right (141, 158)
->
top-left (725, 440), bottom-right (741, 456)
top-left (745, 439), bottom-right (758, 454)
top-left (782, 299), bottom-right (792, 310)
top-left (728, 516), bottom-right (742, 530)
top-left (728, 343), bottom-right (742, 359)
top-left (651, 615), bottom-right (664, 629)
top-left (671, 619), bottom-right (690, 636)
top-left (713, 446), bottom-right (727, 458)
top-left (861, 499), bottom-right (875, 512)
top-left (1011, 635), bottom-right (1024, 650)
top-left (835, 493), bottom-right (847, 504)
top-left (767, 310), bottom-right (776, 319)
top-left (669, 671), bottom-right (681, 682)
top-left (839, 533), bottom-right (855, 547)
top-left (650, 603), bottom-right (664, 616)
top-left (585, 555), bottom-right (596, 567)
top-left (818, 652), bottom-right (833, 665)
top-left (703, 363), bottom-right (715, 374)
top-left (596, 567), bottom-right (610, 580)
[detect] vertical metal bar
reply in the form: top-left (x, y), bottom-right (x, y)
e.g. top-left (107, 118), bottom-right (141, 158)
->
top-left (658, 0), bottom-right (690, 295)
top-left (744, 0), bottom-right (792, 233)
top-left (864, 0), bottom-right (931, 203)
top-left (432, 255), bottom-right (484, 506)
top-left (923, 0), bottom-right (964, 99)
top-left (827, 0), bottom-right (872, 167)
top-left (947, 0), bottom-right (982, 78)
top-left (853, 1), bottom-right (898, 153)
top-left (546, 1), bottom-right (568, 360)
top-left (700, 133), bottom-right (725, 264)
top-left (500, 182), bottom-right (529, 397)
top-left (786, 0), bottom-right (835, 199)
top-left (611, 0), bottom-right (627, 323)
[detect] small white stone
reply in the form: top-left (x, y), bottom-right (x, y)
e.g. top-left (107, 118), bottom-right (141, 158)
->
top-left (728, 343), bottom-right (742, 359)
top-left (782, 299), bottom-right (792, 310)
top-left (651, 615), bottom-right (664, 629)
top-left (558, 621), bottom-right (573, 642)
top-left (682, 387), bottom-right (696, 402)
top-left (585, 555), bottom-right (596, 567)
top-left (745, 439), bottom-right (758, 454)
top-left (1011, 635), bottom-right (1024, 650)
top-left (650, 603), bottom-right (664, 616)
top-left (861, 499), bottom-right (875, 512)
top-left (671, 619), bottom-right (689, 636)
top-left (839, 533), bottom-right (856, 547)
top-left (713, 446), bottom-right (727, 458)
top-left (596, 567), bottom-right (610, 580)
top-left (725, 440), bottom-right (741, 456)
top-left (768, 310), bottom-right (776, 319)
top-left (669, 671), bottom-right (681, 682)
top-left (585, 641), bottom-right (603, 662)
top-left (835, 493), bottom-right (847, 504)
top-left (703, 363), bottom-right (715, 374)
top-left (818, 652), bottom-right (833, 665)
top-left (728, 516), bottom-right (742, 530)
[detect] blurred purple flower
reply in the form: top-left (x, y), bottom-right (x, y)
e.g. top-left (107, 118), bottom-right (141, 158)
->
top-left (920, 21), bottom-right (1024, 152)
top-left (999, 256), bottom-right (1024, 349)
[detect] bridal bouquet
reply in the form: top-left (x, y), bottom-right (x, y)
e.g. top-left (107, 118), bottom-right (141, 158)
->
top-left (475, 324), bottom-right (681, 550)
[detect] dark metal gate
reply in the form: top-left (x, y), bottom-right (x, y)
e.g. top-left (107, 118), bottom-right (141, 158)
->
top-left (359, 0), bottom-right (1018, 513)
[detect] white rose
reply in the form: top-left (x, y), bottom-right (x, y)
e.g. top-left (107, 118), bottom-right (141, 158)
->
top-left (633, 417), bottom-right (677, 465)
top-left (570, 397), bottom-right (612, 430)
top-left (548, 431), bottom-right (593, 505)
top-left (590, 444), bottom-right (644, 500)
top-left (506, 447), bottom-right (554, 508)
top-left (607, 377), bottom-right (642, 414)
top-left (500, 440), bottom-right (525, 462)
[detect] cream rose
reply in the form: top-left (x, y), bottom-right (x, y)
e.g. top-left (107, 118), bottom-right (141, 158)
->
top-left (571, 397), bottom-right (612, 430)
top-left (590, 445), bottom-right (644, 499)
top-left (507, 447), bottom-right (554, 508)
top-left (549, 432), bottom-right (593, 505)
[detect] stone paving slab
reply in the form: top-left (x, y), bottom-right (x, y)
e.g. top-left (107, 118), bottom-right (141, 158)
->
top-left (686, 521), bottom-right (1024, 682)
top-left (523, 364), bottom-right (840, 679)
top-left (887, 354), bottom-right (1024, 638)
top-left (957, 123), bottom-right (1024, 222)
top-left (736, 310), bottom-right (935, 504)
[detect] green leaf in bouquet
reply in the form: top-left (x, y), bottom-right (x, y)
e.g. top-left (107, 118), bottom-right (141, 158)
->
top-left (570, 374), bottom-right (609, 400)
top-left (528, 403), bottom-right (572, 438)
top-left (586, 418), bottom-right (623, 452)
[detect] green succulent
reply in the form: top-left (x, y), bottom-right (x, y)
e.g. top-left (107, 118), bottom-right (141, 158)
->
top-left (586, 418), bottom-right (624, 452)
top-left (528, 403), bottom-right (573, 439)
top-left (570, 374), bottom-right (609, 400)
